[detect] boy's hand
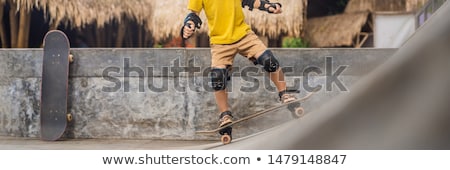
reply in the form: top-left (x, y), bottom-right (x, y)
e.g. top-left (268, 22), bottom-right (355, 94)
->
top-left (183, 20), bottom-right (196, 39)
top-left (266, 3), bottom-right (282, 14)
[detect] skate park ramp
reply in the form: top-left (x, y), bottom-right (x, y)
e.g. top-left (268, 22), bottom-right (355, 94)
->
top-left (198, 1), bottom-right (450, 150)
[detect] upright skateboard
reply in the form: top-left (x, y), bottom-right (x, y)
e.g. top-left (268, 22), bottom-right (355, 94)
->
top-left (40, 30), bottom-right (73, 141)
top-left (196, 92), bottom-right (315, 144)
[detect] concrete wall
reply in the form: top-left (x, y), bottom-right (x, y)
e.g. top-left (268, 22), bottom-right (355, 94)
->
top-left (0, 48), bottom-right (395, 140)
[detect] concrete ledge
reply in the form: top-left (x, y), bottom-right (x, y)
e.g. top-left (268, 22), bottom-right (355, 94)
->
top-left (0, 48), bottom-right (395, 140)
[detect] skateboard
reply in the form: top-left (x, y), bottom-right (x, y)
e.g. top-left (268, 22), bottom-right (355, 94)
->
top-left (40, 30), bottom-right (74, 141)
top-left (196, 92), bottom-right (315, 144)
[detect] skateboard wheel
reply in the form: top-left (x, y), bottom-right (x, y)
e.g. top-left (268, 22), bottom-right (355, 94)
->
top-left (221, 134), bottom-right (232, 145)
top-left (67, 113), bottom-right (73, 122)
top-left (294, 107), bottom-right (305, 118)
top-left (69, 54), bottom-right (74, 63)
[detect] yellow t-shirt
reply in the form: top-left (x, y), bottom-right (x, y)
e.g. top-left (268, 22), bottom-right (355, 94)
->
top-left (188, 0), bottom-right (251, 44)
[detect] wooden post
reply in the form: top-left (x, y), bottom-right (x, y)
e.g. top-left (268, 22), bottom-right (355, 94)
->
top-left (106, 24), bottom-right (112, 47)
top-left (115, 19), bottom-right (127, 48)
top-left (137, 25), bottom-right (143, 47)
top-left (9, 0), bottom-right (18, 48)
top-left (0, 3), bottom-right (9, 48)
top-left (24, 9), bottom-right (31, 47)
top-left (144, 31), bottom-right (151, 47)
top-left (355, 32), bottom-right (369, 48)
top-left (126, 29), bottom-right (133, 47)
top-left (95, 25), bottom-right (102, 47)
top-left (17, 7), bottom-right (31, 48)
top-left (100, 26), bottom-right (106, 47)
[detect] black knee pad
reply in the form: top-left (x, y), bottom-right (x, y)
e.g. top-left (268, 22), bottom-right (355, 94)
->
top-left (210, 68), bottom-right (229, 91)
top-left (255, 50), bottom-right (279, 72)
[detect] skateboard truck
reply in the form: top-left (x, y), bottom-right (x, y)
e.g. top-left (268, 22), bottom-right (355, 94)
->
top-left (197, 92), bottom-right (316, 145)
top-left (69, 54), bottom-right (74, 63)
top-left (67, 113), bottom-right (73, 122)
top-left (283, 89), bottom-right (305, 118)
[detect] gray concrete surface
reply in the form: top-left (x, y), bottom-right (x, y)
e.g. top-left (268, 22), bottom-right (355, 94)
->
top-left (0, 136), bottom-right (215, 150)
top-left (0, 48), bottom-right (395, 140)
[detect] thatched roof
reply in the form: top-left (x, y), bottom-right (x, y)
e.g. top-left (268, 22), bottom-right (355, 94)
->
top-left (243, 0), bottom-right (307, 38)
top-left (345, 0), bottom-right (428, 13)
top-left (4, 0), bottom-right (306, 42)
top-left (345, 0), bottom-right (374, 13)
top-left (3, 0), bottom-right (152, 27)
top-left (304, 12), bottom-right (369, 47)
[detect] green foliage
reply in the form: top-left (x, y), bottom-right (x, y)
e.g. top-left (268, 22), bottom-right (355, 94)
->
top-left (282, 37), bottom-right (308, 48)
top-left (154, 44), bottom-right (163, 48)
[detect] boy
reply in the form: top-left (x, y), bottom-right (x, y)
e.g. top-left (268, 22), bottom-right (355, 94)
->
top-left (181, 0), bottom-right (296, 137)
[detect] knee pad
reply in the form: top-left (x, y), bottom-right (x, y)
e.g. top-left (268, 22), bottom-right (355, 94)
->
top-left (210, 68), bottom-right (229, 91)
top-left (255, 50), bottom-right (279, 72)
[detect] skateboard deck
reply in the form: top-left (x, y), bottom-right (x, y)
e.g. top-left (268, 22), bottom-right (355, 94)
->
top-left (196, 92), bottom-right (315, 135)
top-left (40, 30), bottom-right (72, 141)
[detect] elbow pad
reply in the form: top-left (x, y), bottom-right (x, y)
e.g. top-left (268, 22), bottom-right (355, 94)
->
top-left (242, 0), bottom-right (256, 10)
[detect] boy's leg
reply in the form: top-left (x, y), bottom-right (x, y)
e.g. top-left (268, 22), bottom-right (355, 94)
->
top-left (211, 66), bottom-right (234, 129)
top-left (254, 50), bottom-right (287, 92)
top-left (210, 44), bottom-right (237, 128)
top-left (238, 32), bottom-right (296, 103)
top-left (212, 65), bottom-right (229, 113)
top-left (255, 50), bottom-right (297, 103)
top-left (215, 91), bottom-right (228, 113)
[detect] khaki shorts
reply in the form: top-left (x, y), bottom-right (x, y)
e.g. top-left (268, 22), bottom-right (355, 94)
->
top-left (210, 31), bottom-right (267, 67)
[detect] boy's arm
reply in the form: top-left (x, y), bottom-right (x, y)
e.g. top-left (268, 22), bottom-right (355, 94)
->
top-left (242, 0), bottom-right (282, 14)
top-left (181, 10), bottom-right (202, 40)
top-left (184, 11), bottom-right (202, 30)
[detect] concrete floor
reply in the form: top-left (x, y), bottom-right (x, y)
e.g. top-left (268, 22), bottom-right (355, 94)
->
top-left (0, 136), bottom-right (217, 150)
